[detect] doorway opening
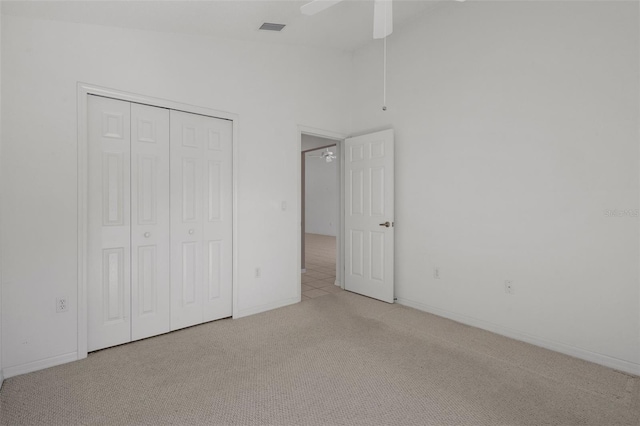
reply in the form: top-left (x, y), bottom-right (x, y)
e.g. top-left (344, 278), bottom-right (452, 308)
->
top-left (300, 133), bottom-right (343, 300)
top-left (297, 127), bottom-right (395, 304)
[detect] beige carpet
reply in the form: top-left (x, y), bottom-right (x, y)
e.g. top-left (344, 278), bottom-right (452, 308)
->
top-left (1, 292), bottom-right (638, 425)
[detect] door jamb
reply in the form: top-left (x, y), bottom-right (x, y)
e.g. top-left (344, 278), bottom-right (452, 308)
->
top-left (77, 83), bottom-right (239, 360)
top-left (297, 126), bottom-right (347, 301)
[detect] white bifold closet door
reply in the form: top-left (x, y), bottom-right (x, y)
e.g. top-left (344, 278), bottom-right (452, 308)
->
top-left (130, 103), bottom-right (171, 341)
top-left (88, 96), bottom-right (133, 351)
top-left (88, 96), bottom-right (232, 351)
top-left (170, 110), bottom-right (233, 330)
top-left (88, 96), bottom-right (171, 351)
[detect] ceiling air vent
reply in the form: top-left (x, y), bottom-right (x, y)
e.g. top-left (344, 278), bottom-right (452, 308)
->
top-left (259, 23), bottom-right (286, 32)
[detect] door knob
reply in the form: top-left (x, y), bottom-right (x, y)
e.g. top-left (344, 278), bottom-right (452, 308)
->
top-left (189, 229), bottom-right (194, 235)
top-left (379, 221), bottom-right (391, 228)
top-left (144, 232), bottom-right (151, 238)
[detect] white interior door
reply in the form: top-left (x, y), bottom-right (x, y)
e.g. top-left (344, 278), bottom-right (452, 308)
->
top-left (88, 95), bottom-right (132, 351)
top-left (130, 103), bottom-right (171, 340)
top-left (170, 110), bottom-right (233, 330)
top-left (344, 129), bottom-right (395, 303)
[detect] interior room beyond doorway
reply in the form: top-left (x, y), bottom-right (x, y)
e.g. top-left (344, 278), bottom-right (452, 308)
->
top-left (301, 137), bottom-right (342, 300)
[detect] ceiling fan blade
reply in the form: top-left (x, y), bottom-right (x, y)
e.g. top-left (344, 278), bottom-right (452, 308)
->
top-left (373, 0), bottom-right (393, 39)
top-left (301, 0), bottom-right (345, 16)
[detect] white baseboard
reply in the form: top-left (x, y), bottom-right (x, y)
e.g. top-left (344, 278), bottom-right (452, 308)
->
top-left (233, 297), bottom-right (299, 319)
top-left (0, 369), bottom-right (4, 389)
top-left (396, 298), bottom-right (640, 376)
top-left (2, 352), bottom-right (78, 379)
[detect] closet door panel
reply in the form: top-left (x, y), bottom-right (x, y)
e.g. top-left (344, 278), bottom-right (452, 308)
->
top-left (131, 103), bottom-right (171, 341)
top-left (88, 96), bottom-right (132, 352)
top-left (202, 117), bottom-right (233, 322)
top-left (170, 110), bottom-right (205, 330)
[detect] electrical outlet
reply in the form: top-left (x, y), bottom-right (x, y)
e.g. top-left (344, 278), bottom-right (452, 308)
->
top-left (504, 280), bottom-right (514, 295)
top-left (255, 267), bottom-right (261, 278)
top-left (56, 298), bottom-right (68, 313)
top-left (434, 267), bottom-right (441, 279)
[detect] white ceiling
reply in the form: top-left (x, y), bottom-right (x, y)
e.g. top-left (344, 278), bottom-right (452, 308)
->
top-left (1, 0), bottom-right (445, 52)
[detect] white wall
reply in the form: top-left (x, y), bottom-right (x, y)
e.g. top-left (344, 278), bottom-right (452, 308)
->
top-left (0, 15), bottom-right (351, 374)
top-left (350, 1), bottom-right (640, 373)
top-left (305, 149), bottom-right (338, 236)
top-left (0, 9), bottom-right (4, 386)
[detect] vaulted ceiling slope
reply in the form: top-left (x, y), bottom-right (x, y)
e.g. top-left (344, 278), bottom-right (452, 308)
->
top-left (1, 0), bottom-right (443, 52)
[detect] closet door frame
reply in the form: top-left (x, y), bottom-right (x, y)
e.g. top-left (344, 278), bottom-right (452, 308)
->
top-left (77, 83), bottom-right (239, 360)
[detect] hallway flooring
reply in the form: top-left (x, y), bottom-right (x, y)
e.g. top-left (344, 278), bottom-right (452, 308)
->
top-left (302, 233), bottom-right (342, 300)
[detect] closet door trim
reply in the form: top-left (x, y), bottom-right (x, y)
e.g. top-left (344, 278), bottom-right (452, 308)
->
top-left (77, 83), bottom-right (239, 360)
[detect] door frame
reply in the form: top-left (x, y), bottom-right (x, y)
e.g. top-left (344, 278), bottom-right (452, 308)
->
top-left (77, 83), bottom-right (239, 359)
top-left (297, 126), bottom-right (347, 300)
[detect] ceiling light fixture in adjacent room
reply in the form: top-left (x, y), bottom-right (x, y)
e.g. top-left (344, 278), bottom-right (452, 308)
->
top-left (308, 148), bottom-right (337, 163)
